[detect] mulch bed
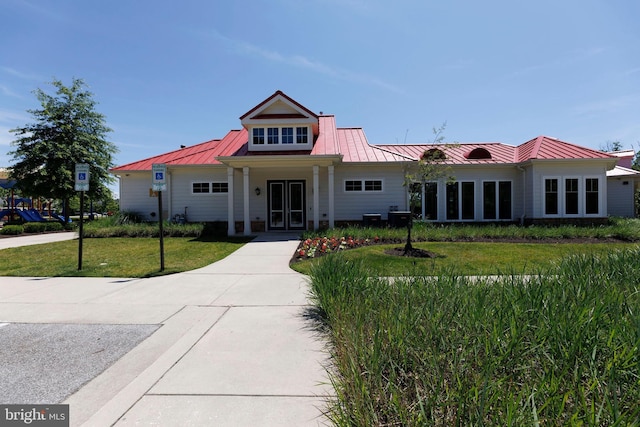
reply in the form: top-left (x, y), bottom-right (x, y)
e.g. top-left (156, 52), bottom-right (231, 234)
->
top-left (384, 247), bottom-right (439, 258)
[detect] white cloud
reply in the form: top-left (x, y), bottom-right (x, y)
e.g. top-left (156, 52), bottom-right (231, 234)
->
top-left (0, 66), bottom-right (43, 81)
top-left (0, 109), bottom-right (29, 124)
top-left (198, 29), bottom-right (402, 93)
top-left (572, 94), bottom-right (639, 116)
top-left (0, 84), bottom-right (23, 99)
top-left (509, 46), bottom-right (607, 77)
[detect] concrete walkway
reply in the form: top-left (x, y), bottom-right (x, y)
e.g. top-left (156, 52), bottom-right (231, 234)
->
top-left (0, 233), bottom-right (331, 426)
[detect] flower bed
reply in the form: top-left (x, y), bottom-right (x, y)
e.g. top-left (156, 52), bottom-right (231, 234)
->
top-left (296, 236), bottom-right (380, 259)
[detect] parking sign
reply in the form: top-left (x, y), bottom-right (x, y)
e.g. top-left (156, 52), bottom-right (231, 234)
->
top-left (75, 163), bottom-right (90, 191)
top-left (152, 164), bottom-right (167, 191)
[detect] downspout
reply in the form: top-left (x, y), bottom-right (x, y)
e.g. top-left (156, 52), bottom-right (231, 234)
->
top-left (517, 165), bottom-right (526, 224)
top-left (167, 171), bottom-right (172, 221)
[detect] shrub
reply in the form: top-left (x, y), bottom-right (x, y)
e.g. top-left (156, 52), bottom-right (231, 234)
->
top-left (82, 220), bottom-right (204, 238)
top-left (0, 225), bottom-right (24, 235)
top-left (23, 222), bottom-right (64, 233)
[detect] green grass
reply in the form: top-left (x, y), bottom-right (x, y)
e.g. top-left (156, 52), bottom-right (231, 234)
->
top-left (0, 236), bottom-right (250, 277)
top-left (291, 242), bottom-right (637, 276)
top-left (309, 250), bottom-right (640, 426)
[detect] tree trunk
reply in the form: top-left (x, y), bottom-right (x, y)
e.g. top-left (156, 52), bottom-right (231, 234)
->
top-left (403, 217), bottom-right (413, 254)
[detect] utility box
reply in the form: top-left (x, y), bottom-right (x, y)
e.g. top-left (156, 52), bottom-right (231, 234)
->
top-left (388, 211), bottom-right (411, 228)
top-left (362, 213), bottom-right (382, 227)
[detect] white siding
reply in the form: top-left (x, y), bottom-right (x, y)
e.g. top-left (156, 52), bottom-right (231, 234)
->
top-left (607, 177), bottom-right (635, 217)
top-left (118, 172), bottom-right (168, 220)
top-left (334, 164), bottom-right (407, 221)
top-left (169, 167), bottom-right (228, 222)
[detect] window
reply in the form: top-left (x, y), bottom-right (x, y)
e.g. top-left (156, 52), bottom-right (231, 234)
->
top-left (211, 182), bottom-right (228, 193)
top-left (345, 179), bottom-right (382, 192)
top-left (447, 182), bottom-right (475, 220)
top-left (192, 181), bottom-right (228, 194)
top-left (267, 127), bottom-right (279, 144)
top-left (446, 182), bottom-right (458, 220)
top-left (296, 127), bottom-right (308, 144)
top-left (461, 182), bottom-right (475, 220)
top-left (498, 181), bottom-right (512, 220)
top-left (545, 178), bottom-right (559, 215)
top-left (585, 178), bottom-right (599, 214)
top-left (465, 148), bottom-right (492, 160)
top-left (192, 182), bottom-right (210, 194)
top-left (483, 181), bottom-right (512, 220)
top-left (282, 127), bottom-right (293, 144)
top-left (425, 182), bottom-right (438, 220)
top-left (251, 126), bottom-right (310, 146)
top-left (252, 128), bottom-right (264, 145)
top-left (565, 178), bottom-right (579, 215)
top-left (364, 180), bottom-right (382, 191)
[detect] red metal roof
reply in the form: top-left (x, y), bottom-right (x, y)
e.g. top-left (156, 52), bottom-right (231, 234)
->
top-left (111, 130), bottom-right (247, 171)
top-left (377, 136), bottom-right (615, 165)
top-left (516, 136), bottom-right (614, 162)
top-left (376, 142), bottom-right (517, 164)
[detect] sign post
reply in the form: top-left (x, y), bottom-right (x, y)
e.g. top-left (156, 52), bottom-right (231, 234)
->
top-left (75, 164), bottom-right (90, 270)
top-left (152, 164), bottom-right (167, 272)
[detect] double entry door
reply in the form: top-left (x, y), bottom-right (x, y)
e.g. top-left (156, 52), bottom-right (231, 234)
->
top-left (268, 180), bottom-right (306, 230)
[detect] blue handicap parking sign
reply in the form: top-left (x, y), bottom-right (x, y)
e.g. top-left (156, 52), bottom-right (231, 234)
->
top-left (155, 172), bottom-right (163, 180)
top-left (78, 172), bottom-right (86, 180)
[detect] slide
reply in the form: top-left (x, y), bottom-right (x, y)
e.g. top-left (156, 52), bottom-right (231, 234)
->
top-left (13, 209), bottom-right (46, 222)
top-left (27, 208), bottom-right (46, 221)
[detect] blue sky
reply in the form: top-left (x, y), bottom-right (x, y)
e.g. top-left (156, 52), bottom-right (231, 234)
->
top-left (1, 0), bottom-right (639, 179)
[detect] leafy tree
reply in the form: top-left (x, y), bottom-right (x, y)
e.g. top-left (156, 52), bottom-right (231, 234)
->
top-left (8, 78), bottom-right (117, 217)
top-left (402, 123), bottom-right (456, 253)
top-left (600, 140), bottom-right (624, 152)
top-left (632, 145), bottom-right (640, 171)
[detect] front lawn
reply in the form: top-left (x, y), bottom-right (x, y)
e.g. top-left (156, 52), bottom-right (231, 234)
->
top-left (0, 236), bottom-right (250, 277)
top-left (290, 241), bottom-right (636, 276)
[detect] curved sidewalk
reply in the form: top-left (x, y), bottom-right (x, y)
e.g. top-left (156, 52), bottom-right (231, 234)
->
top-left (0, 233), bottom-right (332, 426)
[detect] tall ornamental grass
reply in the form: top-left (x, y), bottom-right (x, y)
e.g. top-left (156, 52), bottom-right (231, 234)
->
top-left (309, 249), bottom-right (640, 426)
top-left (302, 217), bottom-right (640, 243)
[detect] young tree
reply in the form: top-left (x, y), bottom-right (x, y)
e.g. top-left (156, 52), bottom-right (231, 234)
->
top-left (8, 78), bottom-right (117, 217)
top-left (402, 123), bottom-right (456, 254)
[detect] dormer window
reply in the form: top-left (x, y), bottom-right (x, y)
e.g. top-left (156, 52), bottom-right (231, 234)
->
top-left (253, 128), bottom-right (265, 145)
top-left (250, 126), bottom-right (311, 148)
top-left (422, 148), bottom-right (447, 161)
top-left (268, 128), bottom-right (279, 144)
top-left (296, 127), bottom-right (308, 144)
top-left (240, 90), bottom-right (319, 152)
top-left (465, 148), bottom-right (492, 160)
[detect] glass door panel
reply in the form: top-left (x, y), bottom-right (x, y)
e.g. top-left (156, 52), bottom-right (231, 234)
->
top-left (288, 181), bottom-right (305, 229)
top-left (269, 181), bottom-right (285, 229)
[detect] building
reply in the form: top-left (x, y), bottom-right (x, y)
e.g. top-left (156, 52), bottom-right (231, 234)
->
top-left (111, 91), bottom-right (638, 235)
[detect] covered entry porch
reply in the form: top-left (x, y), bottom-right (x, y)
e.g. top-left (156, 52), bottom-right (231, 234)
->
top-left (218, 155), bottom-right (341, 235)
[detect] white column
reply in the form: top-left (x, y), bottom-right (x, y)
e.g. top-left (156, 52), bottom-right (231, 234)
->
top-left (227, 167), bottom-right (235, 235)
top-left (313, 165), bottom-right (319, 230)
top-left (328, 165), bottom-right (335, 228)
top-left (243, 167), bottom-right (251, 235)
